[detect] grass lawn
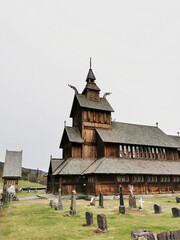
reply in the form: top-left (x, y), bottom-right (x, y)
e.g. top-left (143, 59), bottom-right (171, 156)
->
top-left (1, 196), bottom-right (180, 240)
top-left (17, 180), bottom-right (46, 198)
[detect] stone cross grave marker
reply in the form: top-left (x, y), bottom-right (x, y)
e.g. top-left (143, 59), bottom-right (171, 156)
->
top-left (58, 189), bottom-right (63, 210)
top-left (172, 207), bottom-right (180, 217)
top-left (99, 192), bottom-right (104, 208)
top-left (97, 214), bottom-right (108, 233)
top-left (86, 212), bottom-right (93, 226)
top-left (90, 197), bottom-right (95, 206)
top-left (119, 185), bottom-right (125, 214)
top-left (138, 197), bottom-right (145, 210)
top-left (154, 204), bottom-right (162, 214)
top-left (70, 189), bottom-right (76, 216)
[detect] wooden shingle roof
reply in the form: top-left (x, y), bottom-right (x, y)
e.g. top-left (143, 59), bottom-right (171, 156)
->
top-left (3, 150), bottom-right (22, 178)
top-left (53, 158), bottom-right (94, 175)
top-left (60, 126), bottom-right (84, 148)
top-left (70, 94), bottom-right (114, 117)
top-left (168, 135), bottom-right (180, 149)
top-left (51, 158), bottom-right (64, 173)
top-left (96, 122), bottom-right (179, 148)
top-left (84, 157), bottom-right (180, 175)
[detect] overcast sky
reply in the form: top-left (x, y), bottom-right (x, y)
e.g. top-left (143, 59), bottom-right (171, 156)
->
top-left (0, 1), bottom-right (180, 171)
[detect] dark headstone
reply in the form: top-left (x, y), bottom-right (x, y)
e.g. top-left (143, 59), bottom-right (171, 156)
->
top-left (97, 214), bottom-right (108, 233)
top-left (70, 189), bottom-right (76, 216)
top-left (157, 231), bottom-right (169, 240)
top-left (120, 185), bottom-right (124, 206)
top-left (129, 194), bottom-right (137, 208)
top-left (86, 212), bottom-right (93, 226)
top-left (99, 192), bottom-right (104, 208)
top-left (131, 229), bottom-right (157, 240)
top-left (58, 189), bottom-right (63, 210)
top-left (119, 185), bottom-right (125, 214)
top-left (154, 204), bottom-right (162, 214)
top-left (176, 197), bottom-right (180, 203)
top-left (170, 230), bottom-right (180, 240)
top-left (172, 207), bottom-right (180, 217)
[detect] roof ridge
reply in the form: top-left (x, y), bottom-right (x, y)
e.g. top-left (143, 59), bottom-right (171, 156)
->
top-left (113, 121), bottom-right (158, 128)
top-left (81, 159), bottom-right (97, 175)
top-left (92, 157), bottom-right (106, 173)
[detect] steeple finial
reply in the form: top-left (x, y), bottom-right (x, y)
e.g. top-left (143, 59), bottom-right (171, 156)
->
top-left (90, 58), bottom-right (92, 69)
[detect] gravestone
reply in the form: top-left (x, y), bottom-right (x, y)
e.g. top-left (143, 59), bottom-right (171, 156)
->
top-left (170, 230), bottom-right (180, 240)
top-left (86, 212), bottom-right (93, 226)
top-left (139, 197), bottom-right (145, 211)
top-left (97, 214), bottom-right (108, 233)
top-left (50, 200), bottom-right (53, 207)
top-left (172, 208), bottom-right (180, 217)
top-left (157, 231), bottom-right (169, 240)
top-left (90, 197), bottom-right (95, 206)
top-left (35, 188), bottom-right (37, 194)
top-left (58, 189), bottom-right (63, 210)
top-left (129, 195), bottom-right (137, 208)
top-left (154, 204), bottom-right (162, 214)
top-left (176, 197), bottom-right (180, 203)
top-left (131, 229), bottom-right (157, 240)
top-left (129, 185), bottom-right (137, 208)
top-left (99, 192), bottom-right (104, 208)
top-left (50, 200), bottom-right (56, 209)
top-left (119, 185), bottom-right (125, 214)
top-left (0, 194), bottom-right (2, 210)
top-left (70, 189), bottom-right (76, 216)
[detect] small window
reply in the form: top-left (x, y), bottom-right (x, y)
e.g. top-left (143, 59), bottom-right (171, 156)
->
top-left (148, 147), bottom-right (151, 158)
top-left (140, 147), bottom-right (143, 158)
top-left (124, 145), bottom-right (127, 158)
top-left (156, 148), bottom-right (159, 159)
top-left (136, 147), bottom-right (140, 158)
top-left (128, 146), bottom-right (131, 158)
top-left (152, 148), bottom-right (155, 159)
top-left (163, 148), bottom-right (166, 160)
top-left (119, 145), bottom-right (123, 158)
top-left (159, 148), bottom-right (163, 159)
top-left (144, 147), bottom-right (147, 158)
top-left (132, 146), bottom-right (135, 158)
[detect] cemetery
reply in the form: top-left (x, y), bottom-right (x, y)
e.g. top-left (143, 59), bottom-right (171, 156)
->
top-left (1, 187), bottom-right (180, 239)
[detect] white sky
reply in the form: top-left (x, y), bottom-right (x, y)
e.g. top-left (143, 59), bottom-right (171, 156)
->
top-left (0, 1), bottom-right (180, 171)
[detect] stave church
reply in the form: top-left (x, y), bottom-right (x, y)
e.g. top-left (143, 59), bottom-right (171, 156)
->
top-left (47, 64), bottom-right (180, 196)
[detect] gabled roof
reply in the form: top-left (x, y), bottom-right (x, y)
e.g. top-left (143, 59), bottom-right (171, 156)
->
top-left (53, 158), bottom-right (94, 175)
top-left (84, 157), bottom-right (180, 175)
top-left (50, 158), bottom-right (64, 173)
top-left (60, 126), bottom-right (84, 148)
top-left (96, 122), bottom-right (179, 148)
top-left (168, 135), bottom-right (180, 149)
top-left (70, 94), bottom-right (114, 117)
top-left (3, 150), bottom-right (22, 178)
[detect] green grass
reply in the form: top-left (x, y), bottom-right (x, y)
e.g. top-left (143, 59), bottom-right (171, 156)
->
top-left (18, 180), bottom-right (45, 188)
top-left (17, 180), bottom-right (46, 198)
top-left (0, 196), bottom-right (180, 239)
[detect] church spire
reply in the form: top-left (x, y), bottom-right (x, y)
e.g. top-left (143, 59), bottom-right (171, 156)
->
top-left (86, 58), bottom-right (96, 83)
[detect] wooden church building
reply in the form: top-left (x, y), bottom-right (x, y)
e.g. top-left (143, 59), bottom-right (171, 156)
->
top-left (47, 65), bottom-right (180, 196)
